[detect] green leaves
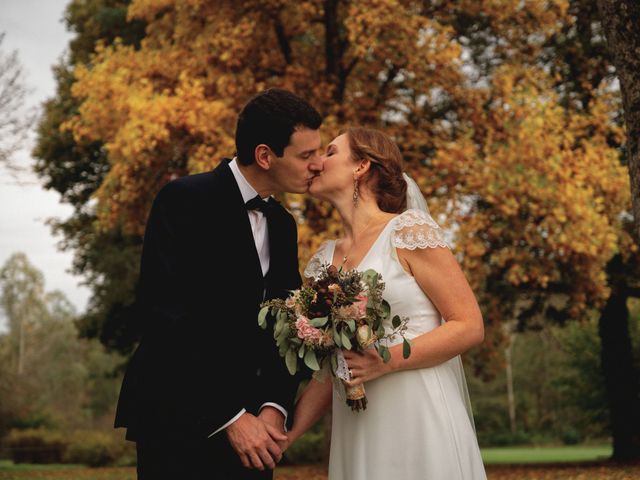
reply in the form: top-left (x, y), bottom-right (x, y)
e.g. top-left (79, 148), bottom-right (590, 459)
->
top-left (378, 345), bottom-right (391, 363)
top-left (285, 348), bottom-right (297, 375)
top-left (258, 307), bottom-right (269, 329)
top-left (380, 300), bottom-right (391, 319)
top-left (310, 316), bottom-right (329, 327)
top-left (341, 330), bottom-right (352, 350)
top-left (403, 338), bottom-right (412, 359)
top-left (304, 349), bottom-right (320, 371)
top-left (333, 326), bottom-right (342, 348)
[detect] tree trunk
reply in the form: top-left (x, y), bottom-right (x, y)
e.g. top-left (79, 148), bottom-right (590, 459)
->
top-left (504, 328), bottom-right (517, 434)
top-left (598, 256), bottom-right (640, 461)
top-left (597, 0), bottom-right (640, 244)
top-left (18, 312), bottom-right (24, 375)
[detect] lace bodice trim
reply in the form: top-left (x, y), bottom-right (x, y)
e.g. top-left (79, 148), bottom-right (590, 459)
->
top-left (303, 210), bottom-right (448, 278)
top-left (303, 240), bottom-right (331, 279)
top-left (392, 209), bottom-right (449, 250)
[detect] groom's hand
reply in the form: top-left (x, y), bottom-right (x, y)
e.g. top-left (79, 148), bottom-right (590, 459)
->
top-left (258, 407), bottom-right (288, 451)
top-left (225, 412), bottom-right (287, 470)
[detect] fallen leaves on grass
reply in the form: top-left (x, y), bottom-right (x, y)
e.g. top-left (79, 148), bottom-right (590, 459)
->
top-left (0, 467), bottom-right (136, 480)
top-left (2, 462), bottom-right (640, 480)
top-left (486, 463), bottom-right (640, 480)
top-left (275, 462), bottom-right (640, 480)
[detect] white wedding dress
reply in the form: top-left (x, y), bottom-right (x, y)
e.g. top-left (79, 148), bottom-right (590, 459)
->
top-left (304, 209), bottom-right (487, 480)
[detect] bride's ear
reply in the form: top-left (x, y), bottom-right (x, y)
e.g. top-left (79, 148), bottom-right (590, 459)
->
top-left (354, 159), bottom-right (371, 177)
top-left (255, 144), bottom-right (272, 170)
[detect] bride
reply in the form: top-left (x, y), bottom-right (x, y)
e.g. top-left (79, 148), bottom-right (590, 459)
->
top-left (285, 127), bottom-right (487, 479)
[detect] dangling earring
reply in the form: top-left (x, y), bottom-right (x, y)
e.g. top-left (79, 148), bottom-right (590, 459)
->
top-left (353, 176), bottom-right (359, 207)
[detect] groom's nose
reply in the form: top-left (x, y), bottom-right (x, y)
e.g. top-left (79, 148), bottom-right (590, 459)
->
top-left (309, 151), bottom-right (324, 173)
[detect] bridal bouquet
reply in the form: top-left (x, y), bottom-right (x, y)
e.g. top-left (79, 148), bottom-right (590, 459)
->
top-left (258, 264), bottom-right (411, 411)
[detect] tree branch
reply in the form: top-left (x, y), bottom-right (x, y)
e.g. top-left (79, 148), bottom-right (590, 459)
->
top-left (273, 16), bottom-right (292, 65)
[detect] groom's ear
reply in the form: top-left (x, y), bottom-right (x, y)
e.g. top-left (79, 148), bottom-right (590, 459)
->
top-left (255, 144), bottom-right (272, 170)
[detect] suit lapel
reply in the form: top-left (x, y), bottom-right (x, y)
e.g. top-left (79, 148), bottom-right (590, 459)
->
top-left (214, 160), bottom-right (265, 301)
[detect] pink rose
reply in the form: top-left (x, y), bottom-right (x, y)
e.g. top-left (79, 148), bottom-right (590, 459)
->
top-left (295, 316), bottom-right (323, 343)
top-left (354, 295), bottom-right (368, 318)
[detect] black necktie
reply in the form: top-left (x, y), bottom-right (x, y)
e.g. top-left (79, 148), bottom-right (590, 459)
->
top-left (246, 195), bottom-right (280, 299)
top-left (245, 195), bottom-right (278, 216)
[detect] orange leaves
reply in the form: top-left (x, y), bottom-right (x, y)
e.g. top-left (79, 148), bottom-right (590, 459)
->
top-left (434, 65), bottom-right (630, 324)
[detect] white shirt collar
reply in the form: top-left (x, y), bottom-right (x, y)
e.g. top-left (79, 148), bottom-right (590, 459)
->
top-left (229, 157), bottom-right (262, 203)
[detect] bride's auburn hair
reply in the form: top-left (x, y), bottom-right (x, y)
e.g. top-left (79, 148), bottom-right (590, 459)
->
top-left (344, 127), bottom-right (407, 213)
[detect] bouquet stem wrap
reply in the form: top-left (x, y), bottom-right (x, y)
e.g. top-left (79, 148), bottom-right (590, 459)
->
top-left (345, 382), bottom-right (367, 411)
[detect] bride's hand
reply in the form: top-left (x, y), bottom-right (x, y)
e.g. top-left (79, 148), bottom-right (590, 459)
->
top-left (343, 347), bottom-right (394, 385)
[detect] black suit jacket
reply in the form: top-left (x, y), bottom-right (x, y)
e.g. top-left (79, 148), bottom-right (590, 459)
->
top-left (114, 159), bottom-right (302, 442)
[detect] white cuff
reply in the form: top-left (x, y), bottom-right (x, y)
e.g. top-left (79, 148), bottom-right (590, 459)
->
top-left (207, 408), bottom-right (246, 437)
top-left (259, 403), bottom-right (288, 432)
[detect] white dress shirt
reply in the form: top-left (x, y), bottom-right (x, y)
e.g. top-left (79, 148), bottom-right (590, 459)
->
top-left (208, 158), bottom-right (287, 437)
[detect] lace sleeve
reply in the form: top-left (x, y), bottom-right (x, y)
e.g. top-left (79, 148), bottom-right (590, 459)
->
top-left (392, 209), bottom-right (449, 250)
top-left (303, 241), bottom-right (332, 279)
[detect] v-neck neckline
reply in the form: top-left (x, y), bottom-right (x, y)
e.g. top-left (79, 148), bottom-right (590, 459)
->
top-left (328, 215), bottom-right (398, 271)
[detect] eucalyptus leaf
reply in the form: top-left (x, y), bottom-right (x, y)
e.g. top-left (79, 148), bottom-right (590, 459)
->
top-left (381, 300), bottom-right (391, 318)
top-left (310, 316), bottom-right (329, 327)
top-left (298, 343), bottom-right (306, 359)
top-left (381, 346), bottom-right (391, 363)
top-left (258, 307), bottom-right (269, 329)
top-left (333, 328), bottom-right (342, 348)
top-left (345, 319), bottom-right (356, 332)
top-left (285, 348), bottom-right (297, 375)
top-left (341, 331), bottom-right (352, 350)
top-left (274, 317), bottom-right (283, 337)
top-left (392, 315), bottom-right (401, 329)
top-left (277, 323), bottom-right (290, 342)
top-left (304, 349), bottom-right (320, 371)
top-left (403, 338), bottom-right (412, 359)
top-left (361, 269), bottom-right (378, 285)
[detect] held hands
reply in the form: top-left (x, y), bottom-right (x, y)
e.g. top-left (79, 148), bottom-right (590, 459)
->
top-left (225, 410), bottom-right (287, 471)
top-left (344, 347), bottom-right (395, 387)
top-left (258, 407), bottom-right (290, 452)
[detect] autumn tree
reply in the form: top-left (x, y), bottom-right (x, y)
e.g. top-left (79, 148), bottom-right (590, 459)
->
top-left (433, 1), bottom-right (640, 459)
top-left (33, 0), bottom-right (146, 354)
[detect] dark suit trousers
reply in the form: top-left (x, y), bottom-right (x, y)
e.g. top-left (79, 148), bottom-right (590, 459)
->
top-left (136, 434), bottom-right (274, 480)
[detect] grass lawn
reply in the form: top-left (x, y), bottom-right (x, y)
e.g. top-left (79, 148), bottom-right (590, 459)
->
top-left (481, 445), bottom-right (613, 464)
top-left (2, 446), bottom-right (640, 480)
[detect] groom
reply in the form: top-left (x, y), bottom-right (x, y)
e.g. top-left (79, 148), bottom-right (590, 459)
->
top-left (114, 88), bottom-right (323, 479)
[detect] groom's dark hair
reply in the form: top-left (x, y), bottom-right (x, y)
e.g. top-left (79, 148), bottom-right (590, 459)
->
top-left (235, 88), bottom-right (322, 165)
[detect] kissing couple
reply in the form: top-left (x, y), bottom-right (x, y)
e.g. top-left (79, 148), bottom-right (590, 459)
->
top-left (115, 88), bottom-right (487, 480)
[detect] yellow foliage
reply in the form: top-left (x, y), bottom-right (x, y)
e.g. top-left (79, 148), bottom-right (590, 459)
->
top-left (434, 65), bottom-right (631, 319)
